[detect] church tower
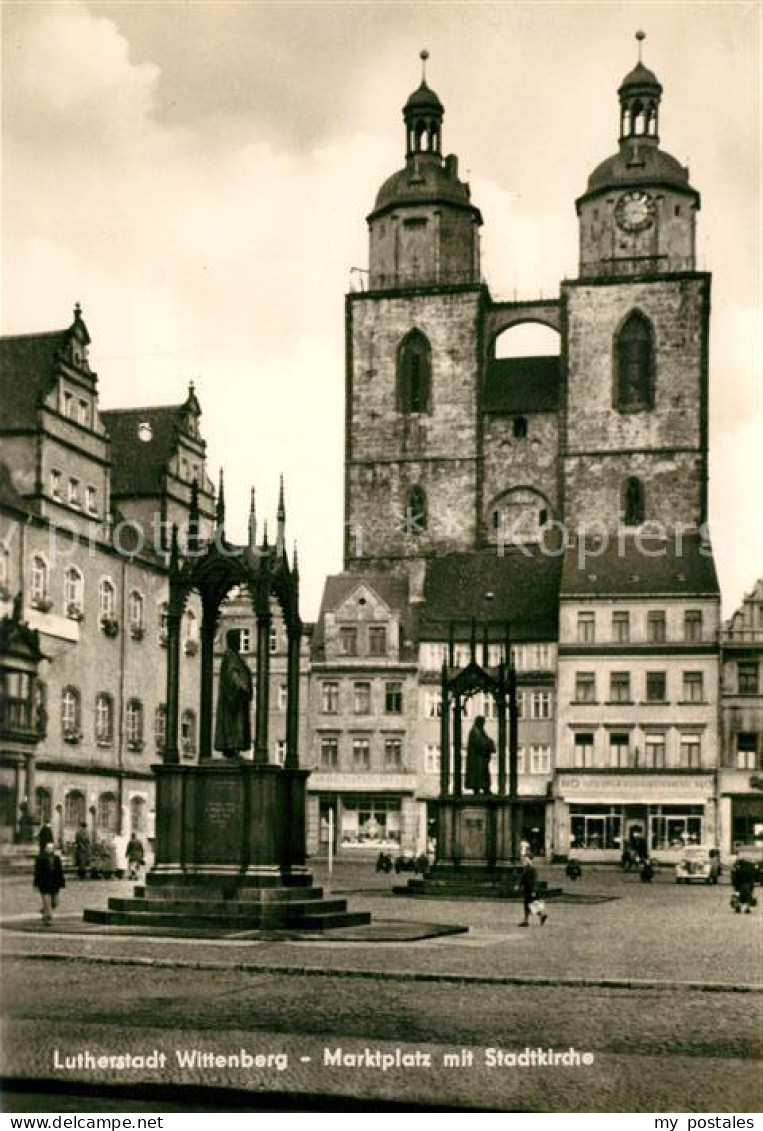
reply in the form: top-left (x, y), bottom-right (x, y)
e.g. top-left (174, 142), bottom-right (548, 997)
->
top-left (562, 35), bottom-right (710, 532)
top-left (345, 53), bottom-right (484, 569)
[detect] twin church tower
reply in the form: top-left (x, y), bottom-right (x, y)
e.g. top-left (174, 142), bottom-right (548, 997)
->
top-left (344, 44), bottom-right (710, 570)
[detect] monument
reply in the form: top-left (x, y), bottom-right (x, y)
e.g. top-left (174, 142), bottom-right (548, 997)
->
top-left (86, 480), bottom-right (369, 932)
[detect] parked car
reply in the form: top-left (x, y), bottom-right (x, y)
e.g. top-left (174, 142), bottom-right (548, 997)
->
top-left (675, 846), bottom-right (721, 884)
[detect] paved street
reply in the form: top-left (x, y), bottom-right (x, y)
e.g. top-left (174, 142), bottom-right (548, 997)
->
top-left (1, 862), bottom-right (761, 1111)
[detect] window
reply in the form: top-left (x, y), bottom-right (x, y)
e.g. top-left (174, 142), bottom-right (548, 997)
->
top-left (97, 792), bottom-right (118, 833)
top-left (644, 732), bottom-right (667, 769)
top-left (130, 796), bottom-right (147, 833)
top-left (738, 661), bottom-right (758, 695)
top-left (684, 610), bottom-right (703, 642)
top-left (352, 738), bottom-right (371, 769)
top-left (533, 644), bottom-right (551, 669)
top-left (530, 691), bottom-right (551, 719)
top-left (50, 469), bottom-right (62, 499)
top-left (181, 709), bottom-right (196, 756)
top-left (85, 486), bottom-right (97, 515)
top-left (514, 690), bottom-right (524, 719)
top-left (68, 478), bottom-right (81, 507)
top-left (397, 329), bottom-right (431, 414)
top-left (277, 684), bottom-right (287, 711)
top-left (64, 789), bottom-right (85, 826)
top-left (516, 747), bottom-right (526, 775)
top-left (647, 611), bottom-right (666, 643)
top-left (35, 786), bottom-right (52, 825)
top-left (530, 745), bottom-right (550, 774)
top-left (95, 693), bottom-right (114, 745)
top-left (577, 612), bottom-right (595, 643)
top-left (575, 673), bottom-right (596, 703)
top-left (239, 628), bottom-right (252, 654)
top-left (612, 612), bottom-right (630, 642)
top-left (406, 485), bottom-right (428, 535)
top-left (353, 681), bottom-right (371, 714)
top-left (622, 477), bottom-right (645, 526)
top-left (610, 672), bottom-right (631, 703)
top-left (573, 732), bottom-right (594, 768)
top-left (274, 740), bottom-right (286, 765)
top-left (339, 627), bottom-right (358, 656)
top-left (424, 744), bottom-right (440, 774)
top-left (385, 681), bottom-right (403, 714)
top-left (321, 682), bottom-right (339, 714)
top-left (384, 738), bottom-right (403, 768)
top-left (736, 733), bottom-right (758, 771)
top-left (682, 671), bottom-right (704, 703)
top-left (64, 567), bottom-right (83, 613)
top-left (679, 732), bottom-right (701, 769)
top-left (126, 699), bottom-right (144, 748)
top-left (269, 623), bottom-right (278, 653)
top-left (615, 310), bottom-right (654, 411)
top-left (78, 400), bottom-right (90, 427)
top-left (61, 687), bottom-right (80, 736)
top-left (513, 416), bottom-right (528, 440)
top-left (155, 704), bottom-right (167, 752)
top-left (369, 626), bottom-right (387, 656)
top-left (99, 579), bottom-right (116, 618)
top-left (31, 556), bottom-right (48, 603)
top-left (320, 737), bottom-right (338, 769)
top-left (570, 807), bottom-right (622, 851)
top-left (159, 602), bottom-right (169, 642)
top-left (128, 591), bottom-right (144, 634)
top-left (184, 609), bottom-right (197, 652)
top-left (62, 391), bottom-right (74, 418)
top-left (645, 671), bottom-right (667, 703)
top-left (425, 689), bottom-right (442, 718)
top-left (650, 806), bottom-right (704, 851)
top-left (609, 732), bottom-right (630, 768)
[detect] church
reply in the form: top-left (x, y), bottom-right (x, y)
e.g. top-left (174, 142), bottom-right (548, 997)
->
top-left (309, 43), bottom-right (731, 861)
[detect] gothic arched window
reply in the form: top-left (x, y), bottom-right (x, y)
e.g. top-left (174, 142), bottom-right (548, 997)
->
top-left (623, 477), bottom-right (645, 526)
top-left (397, 330), bottom-right (432, 414)
top-left (407, 485), bottom-right (428, 535)
top-left (615, 312), bottom-right (654, 412)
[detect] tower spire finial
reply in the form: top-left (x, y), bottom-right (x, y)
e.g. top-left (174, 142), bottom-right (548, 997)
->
top-left (248, 486), bottom-right (257, 549)
top-left (420, 48), bottom-right (429, 83)
top-left (636, 29), bottom-right (646, 62)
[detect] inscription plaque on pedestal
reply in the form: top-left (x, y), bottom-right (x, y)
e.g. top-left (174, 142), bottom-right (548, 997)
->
top-left (198, 777), bottom-right (243, 864)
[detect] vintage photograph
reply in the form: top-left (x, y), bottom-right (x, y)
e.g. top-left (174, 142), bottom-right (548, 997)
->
top-left (0, 0), bottom-right (761, 1115)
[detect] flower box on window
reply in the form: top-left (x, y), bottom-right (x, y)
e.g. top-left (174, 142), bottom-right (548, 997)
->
top-left (159, 631), bottom-right (168, 648)
top-left (32, 597), bottom-right (53, 613)
top-left (130, 625), bottom-right (145, 641)
top-left (181, 739), bottom-right (195, 757)
top-left (101, 616), bottom-right (120, 637)
top-left (66, 603), bottom-right (85, 622)
top-left (63, 729), bottom-right (81, 745)
top-left (184, 639), bottom-right (198, 657)
top-left (127, 739), bottom-right (144, 753)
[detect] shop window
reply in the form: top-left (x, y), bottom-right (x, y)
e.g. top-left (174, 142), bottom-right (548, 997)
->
top-left (340, 796), bottom-right (401, 849)
top-left (612, 611), bottom-right (630, 643)
top-left (731, 798), bottom-right (763, 847)
top-left (682, 671), bottom-right (704, 703)
top-left (64, 789), bottom-right (86, 826)
top-left (570, 807), bottom-right (622, 850)
top-left (320, 737), bottom-right (338, 769)
top-left (98, 792), bottom-right (119, 833)
top-left (684, 610), bottom-right (703, 642)
top-left (385, 681), bottom-right (403, 714)
top-left (647, 610), bottom-right (666, 643)
top-left (397, 330), bottom-right (431, 414)
top-left (644, 732), bottom-right (667, 769)
top-left (650, 806), bottom-right (704, 850)
top-left (577, 612), bottom-right (595, 643)
top-left (679, 732), bottom-right (702, 769)
top-left (609, 732), bottom-right (631, 768)
top-left (339, 626), bottom-right (358, 656)
top-left (384, 738), bottom-right (403, 768)
top-left (575, 672), bottom-right (596, 702)
top-left (738, 661), bottom-right (759, 695)
top-left (321, 681), bottom-right (339, 714)
top-left (351, 738), bottom-right (370, 769)
top-left (573, 732), bottom-right (594, 768)
top-left (609, 672), bottom-right (631, 703)
top-left (736, 733), bottom-right (758, 771)
top-left (614, 311), bottom-right (654, 411)
top-left (353, 682), bottom-right (371, 714)
top-left (645, 671), bottom-right (667, 703)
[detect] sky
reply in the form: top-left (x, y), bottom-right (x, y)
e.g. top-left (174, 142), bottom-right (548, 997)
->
top-left (2, 0), bottom-right (761, 619)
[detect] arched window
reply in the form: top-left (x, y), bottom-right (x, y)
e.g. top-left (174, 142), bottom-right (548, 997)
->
top-left (128, 590), bottom-right (144, 633)
top-left (623, 477), bottom-right (645, 526)
top-left (407, 485), bottom-right (428, 534)
top-left (130, 795), bottom-right (147, 833)
top-left (615, 312), bottom-right (654, 411)
top-left (95, 692), bottom-right (114, 744)
top-left (155, 704), bottom-right (167, 752)
top-left (97, 792), bottom-right (119, 833)
top-left (181, 709), bottom-right (196, 757)
top-left (397, 330), bottom-right (431, 414)
top-left (31, 556), bottom-right (48, 603)
top-left (488, 487), bottom-right (552, 545)
top-left (35, 786), bottom-right (52, 825)
top-left (126, 699), bottom-right (144, 749)
top-left (61, 687), bottom-right (81, 738)
top-left (99, 578), bottom-right (116, 618)
top-left (64, 567), bottom-right (84, 615)
top-left (64, 789), bottom-right (86, 826)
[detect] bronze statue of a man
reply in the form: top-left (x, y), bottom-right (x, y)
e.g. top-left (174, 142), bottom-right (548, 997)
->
top-left (465, 714), bottom-right (495, 795)
top-left (214, 629), bottom-right (253, 758)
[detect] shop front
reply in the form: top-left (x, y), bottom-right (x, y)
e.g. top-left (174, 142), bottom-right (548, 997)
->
top-left (306, 787), bottom-right (420, 857)
top-left (554, 772), bottom-right (717, 862)
top-left (718, 773), bottom-right (763, 857)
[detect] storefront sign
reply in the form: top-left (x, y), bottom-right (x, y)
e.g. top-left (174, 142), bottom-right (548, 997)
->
top-left (557, 774), bottom-right (713, 801)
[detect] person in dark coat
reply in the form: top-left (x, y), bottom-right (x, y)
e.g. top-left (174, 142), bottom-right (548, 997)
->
top-left (126, 834), bottom-right (145, 879)
top-left (731, 857), bottom-right (757, 913)
top-left (518, 856), bottom-right (546, 927)
top-left (465, 716), bottom-right (494, 795)
top-left (37, 823), bottom-right (54, 852)
top-left (33, 841), bottom-right (66, 926)
top-left (74, 822), bottom-right (90, 878)
top-left (214, 630), bottom-right (253, 758)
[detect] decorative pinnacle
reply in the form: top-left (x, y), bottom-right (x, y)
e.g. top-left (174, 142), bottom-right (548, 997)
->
top-left (216, 467), bottom-right (225, 530)
top-left (262, 519), bottom-right (269, 549)
top-left (74, 302), bottom-right (82, 320)
top-left (420, 48), bottom-right (429, 83)
top-left (248, 487), bottom-right (257, 548)
top-left (636, 29), bottom-right (645, 61)
top-left (277, 474), bottom-right (285, 518)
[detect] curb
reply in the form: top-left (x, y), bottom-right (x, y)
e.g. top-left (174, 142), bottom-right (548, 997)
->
top-left (3, 950), bottom-right (760, 994)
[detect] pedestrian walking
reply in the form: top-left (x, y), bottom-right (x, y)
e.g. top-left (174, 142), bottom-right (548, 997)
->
top-left (730, 856), bottom-right (757, 914)
top-left (33, 841), bottom-right (66, 927)
top-left (37, 822), bottom-right (54, 852)
top-left (518, 856), bottom-right (547, 927)
top-left (74, 821), bottom-right (90, 879)
top-left (125, 833), bottom-right (145, 879)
